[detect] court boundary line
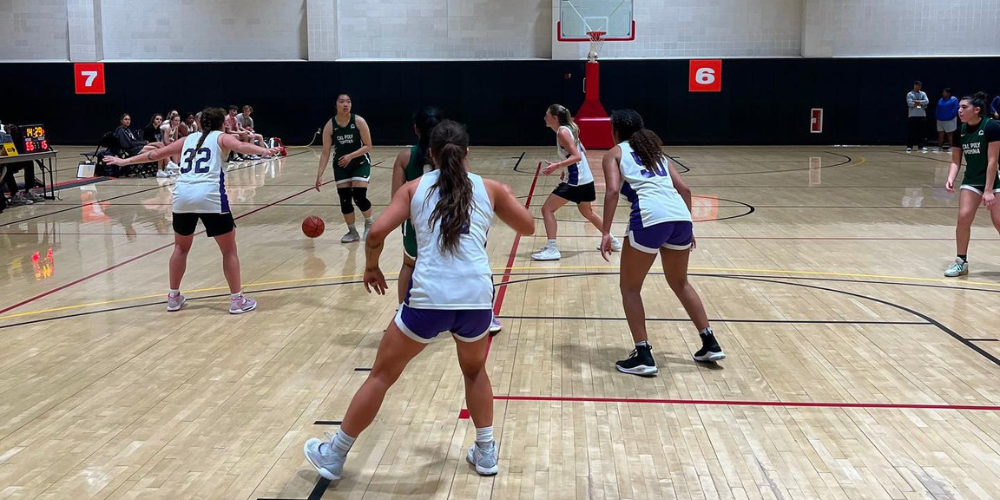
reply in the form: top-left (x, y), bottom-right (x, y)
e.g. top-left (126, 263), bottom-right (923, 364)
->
top-left (493, 395), bottom-right (1000, 411)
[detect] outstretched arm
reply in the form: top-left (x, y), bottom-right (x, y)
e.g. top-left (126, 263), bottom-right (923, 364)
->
top-left (364, 181), bottom-right (415, 295)
top-left (104, 140), bottom-right (185, 166)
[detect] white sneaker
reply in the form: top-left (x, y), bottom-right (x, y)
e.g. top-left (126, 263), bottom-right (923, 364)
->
top-left (166, 161), bottom-right (180, 171)
top-left (341, 230), bottom-right (360, 243)
top-left (166, 292), bottom-right (186, 312)
top-left (906, 148), bottom-right (913, 153)
top-left (156, 171), bottom-right (170, 178)
top-left (466, 441), bottom-right (499, 476)
top-left (229, 294), bottom-right (257, 314)
top-left (944, 258), bottom-right (968, 277)
top-left (303, 436), bottom-right (346, 481)
top-left (921, 147), bottom-right (928, 153)
top-left (597, 235), bottom-right (623, 252)
top-left (531, 245), bottom-right (561, 261)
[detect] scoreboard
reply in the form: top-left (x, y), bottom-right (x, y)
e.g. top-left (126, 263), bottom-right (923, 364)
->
top-left (21, 124), bottom-right (49, 153)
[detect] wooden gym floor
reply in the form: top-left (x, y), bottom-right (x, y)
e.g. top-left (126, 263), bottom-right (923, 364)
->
top-left (2, 145), bottom-right (1000, 500)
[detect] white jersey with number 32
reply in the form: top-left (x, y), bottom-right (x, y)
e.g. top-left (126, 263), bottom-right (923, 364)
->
top-left (173, 130), bottom-right (230, 214)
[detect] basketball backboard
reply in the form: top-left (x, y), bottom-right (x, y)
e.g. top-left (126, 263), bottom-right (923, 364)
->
top-left (558, 0), bottom-right (635, 42)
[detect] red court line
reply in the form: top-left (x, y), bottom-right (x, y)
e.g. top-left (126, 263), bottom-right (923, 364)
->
top-left (490, 162), bottom-right (542, 348)
top-left (0, 180), bottom-right (336, 316)
top-left (459, 163), bottom-right (542, 420)
top-left (495, 395), bottom-right (1000, 412)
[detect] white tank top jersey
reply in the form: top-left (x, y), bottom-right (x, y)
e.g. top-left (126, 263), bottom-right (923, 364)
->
top-left (557, 126), bottom-right (594, 186)
top-left (172, 131), bottom-right (230, 214)
top-left (617, 141), bottom-right (692, 230)
top-left (406, 170), bottom-right (495, 310)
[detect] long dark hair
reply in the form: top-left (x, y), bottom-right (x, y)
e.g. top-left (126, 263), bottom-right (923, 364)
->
top-left (962, 91), bottom-right (991, 120)
top-left (610, 109), bottom-right (665, 174)
top-left (547, 104), bottom-right (579, 141)
top-left (428, 120), bottom-right (472, 255)
top-left (413, 106), bottom-right (444, 170)
top-left (185, 107), bottom-right (227, 166)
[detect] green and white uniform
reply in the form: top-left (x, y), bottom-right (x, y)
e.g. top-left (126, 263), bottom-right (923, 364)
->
top-left (331, 114), bottom-right (372, 185)
top-left (960, 118), bottom-right (1000, 194)
top-left (402, 145), bottom-right (434, 259)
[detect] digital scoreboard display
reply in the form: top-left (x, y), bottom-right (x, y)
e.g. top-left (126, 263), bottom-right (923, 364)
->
top-left (21, 124), bottom-right (49, 153)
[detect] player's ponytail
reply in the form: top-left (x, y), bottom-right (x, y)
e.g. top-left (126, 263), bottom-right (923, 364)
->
top-left (429, 120), bottom-right (473, 255)
top-left (186, 107), bottom-right (227, 166)
top-left (548, 104), bottom-right (579, 142)
top-left (610, 109), bottom-right (666, 175)
top-left (413, 106), bottom-right (444, 171)
top-left (962, 92), bottom-right (991, 119)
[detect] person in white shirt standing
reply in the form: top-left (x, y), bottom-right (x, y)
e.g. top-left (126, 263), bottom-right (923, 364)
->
top-left (104, 107), bottom-right (278, 314)
top-left (907, 80), bottom-right (931, 153)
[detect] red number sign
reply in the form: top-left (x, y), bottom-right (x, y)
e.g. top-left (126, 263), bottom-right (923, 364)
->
top-left (74, 63), bottom-right (105, 95)
top-left (689, 60), bottom-right (722, 92)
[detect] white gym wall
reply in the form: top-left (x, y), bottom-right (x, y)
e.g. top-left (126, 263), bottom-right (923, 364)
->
top-left (2, 0), bottom-right (998, 62)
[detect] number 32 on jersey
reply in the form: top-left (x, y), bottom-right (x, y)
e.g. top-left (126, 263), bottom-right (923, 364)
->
top-left (182, 148), bottom-right (213, 174)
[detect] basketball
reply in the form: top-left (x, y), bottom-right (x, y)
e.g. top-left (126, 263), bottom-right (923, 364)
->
top-left (302, 216), bottom-right (325, 238)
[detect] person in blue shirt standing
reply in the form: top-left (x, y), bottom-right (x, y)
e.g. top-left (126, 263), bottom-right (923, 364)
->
top-left (936, 88), bottom-right (960, 152)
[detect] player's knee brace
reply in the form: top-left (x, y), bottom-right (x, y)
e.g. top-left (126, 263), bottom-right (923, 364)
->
top-left (352, 187), bottom-right (372, 212)
top-left (337, 187), bottom-right (354, 214)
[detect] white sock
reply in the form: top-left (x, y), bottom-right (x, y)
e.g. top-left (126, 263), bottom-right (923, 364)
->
top-left (700, 327), bottom-right (714, 336)
top-left (168, 289), bottom-right (179, 297)
top-left (331, 430), bottom-right (356, 455)
top-left (365, 216), bottom-right (373, 224)
top-left (635, 340), bottom-right (650, 348)
top-left (475, 426), bottom-right (493, 448)
top-left (547, 239), bottom-right (557, 248)
top-left (231, 292), bottom-right (242, 300)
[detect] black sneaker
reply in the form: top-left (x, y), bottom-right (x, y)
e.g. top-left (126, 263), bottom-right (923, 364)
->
top-left (615, 345), bottom-right (658, 376)
top-left (693, 333), bottom-right (726, 362)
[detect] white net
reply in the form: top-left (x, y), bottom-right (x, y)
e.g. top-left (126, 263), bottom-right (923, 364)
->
top-left (587, 31), bottom-right (605, 62)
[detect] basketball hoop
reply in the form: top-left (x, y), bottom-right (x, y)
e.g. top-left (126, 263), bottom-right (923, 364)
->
top-left (586, 31), bottom-right (605, 62)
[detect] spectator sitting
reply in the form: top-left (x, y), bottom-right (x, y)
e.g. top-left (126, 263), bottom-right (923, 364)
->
top-left (114, 113), bottom-right (160, 157)
top-left (237, 105), bottom-right (266, 147)
top-left (158, 113), bottom-right (182, 177)
top-left (991, 94), bottom-right (1000, 119)
top-left (935, 88), bottom-right (959, 152)
top-left (179, 112), bottom-right (199, 137)
top-left (224, 105), bottom-right (253, 161)
top-left (144, 113), bottom-right (164, 144)
top-left (2, 125), bottom-right (44, 207)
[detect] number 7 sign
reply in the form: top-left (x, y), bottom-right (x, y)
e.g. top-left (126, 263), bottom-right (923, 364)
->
top-left (74, 63), bottom-right (105, 94)
top-left (689, 60), bottom-right (722, 93)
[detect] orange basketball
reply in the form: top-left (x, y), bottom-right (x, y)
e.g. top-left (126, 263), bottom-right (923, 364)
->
top-left (302, 216), bottom-right (325, 238)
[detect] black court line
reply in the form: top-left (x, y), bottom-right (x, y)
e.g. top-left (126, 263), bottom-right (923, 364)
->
top-left (8, 270), bottom-right (1000, 331)
top-left (496, 315), bottom-right (931, 326)
top-left (666, 154), bottom-right (691, 173)
top-left (531, 197), bottom-right (755, 222)
top-left (684, 151), bottom-right (854, 177)
top-left (313, 420), bottom-right (342, 425)
top-left (0, 152), bottom-right (309, 228)
top-left (257, 478), bottom-right (330, 500)
top-left (513, 152), bottom-right (525, 170)
top-left (354, 367), bottom-right (372, 371)
top-left (967, 338), bottom-right (1000, 342)
top-left (889, 150), bottom-right (962, 165)
top-left (496, 271), bottom-right (1000, 368)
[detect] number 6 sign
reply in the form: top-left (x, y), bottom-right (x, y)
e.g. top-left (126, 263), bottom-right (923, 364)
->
top-left (74, 63), bottom-right (105, 95)
top-left (689, 60), bottom-right (722, 93)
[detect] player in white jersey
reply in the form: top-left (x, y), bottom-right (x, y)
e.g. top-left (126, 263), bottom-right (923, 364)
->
top-left (533, 104), bottom-right (621, 261)
top-left (105, 107), bottom-right (278, 314)
top-left (303, 120), bottom-right (534, 481)
top-left (598, 109), bottom-right (725, 376)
